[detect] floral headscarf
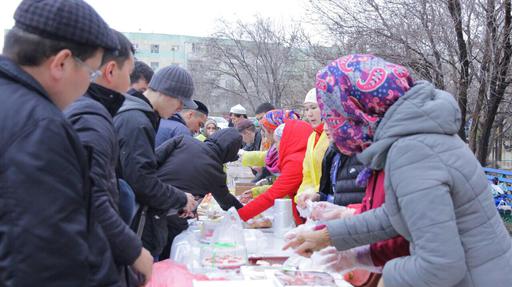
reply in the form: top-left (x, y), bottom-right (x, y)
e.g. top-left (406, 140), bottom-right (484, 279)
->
top-left (260, 109), bottom-right (300, 133)
top-left (316, 54), bottom-right (414, 156)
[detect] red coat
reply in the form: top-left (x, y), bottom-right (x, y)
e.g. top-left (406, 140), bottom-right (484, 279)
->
top-left (356, 171), bottom-right (410, 267)
top-left (238, 120), bottom-right (312, 224)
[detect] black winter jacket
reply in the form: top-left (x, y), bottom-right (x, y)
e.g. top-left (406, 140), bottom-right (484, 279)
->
top-left (319, 145), bottom-right (366, 206)
top-left (114, 94), bottom-right (187, 256)
top-left (114, 94), bottom-right (187, 214)
top-left (156, 128), bottom-right (244, 210)
top-left (65, 84), bottom-right (142, 267)
top-left (0, 56), bottom-right (120, 286)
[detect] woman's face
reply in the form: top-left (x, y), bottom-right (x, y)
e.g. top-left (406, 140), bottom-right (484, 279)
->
top-left (304, 102), bottom-right (321, 128)
top-left (273, 133), bottom-right (281, 151)
top-left (205, 123), bottom-right (217, 137)
top-left (262, 126), bottom-right (274, 143)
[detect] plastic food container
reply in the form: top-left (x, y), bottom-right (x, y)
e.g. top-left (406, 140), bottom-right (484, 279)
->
top-left (199, 219), bottom-right (222, 243)
top-left (200, 242), bottom-right (248, 269)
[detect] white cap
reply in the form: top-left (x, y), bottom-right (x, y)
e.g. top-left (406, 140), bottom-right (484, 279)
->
top-left (230, 104), bottom-right (247, 115)
top-left (304, 88), bottom-right (317, 104)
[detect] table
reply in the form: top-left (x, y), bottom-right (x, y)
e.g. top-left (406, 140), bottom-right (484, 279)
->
top-left (169, 220), bottom-right (352, 286)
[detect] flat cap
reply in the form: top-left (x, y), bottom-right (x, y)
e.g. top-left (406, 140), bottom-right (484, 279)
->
top-left (236, 119), bottom-right (255, 132)
top-left (149, 65), bottom-right (196, 109)
top-left (14, 0), bottom-right (118, 51)
top-left (194, 100), bottom-right (209, 115)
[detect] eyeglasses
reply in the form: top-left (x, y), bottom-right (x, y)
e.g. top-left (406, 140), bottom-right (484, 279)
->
top-left (232, 114), bottom-right (243, 118)
top-left (73, 56), bottom-right (102, 82)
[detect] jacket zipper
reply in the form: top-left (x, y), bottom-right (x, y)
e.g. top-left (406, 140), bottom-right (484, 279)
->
top-left (369, 171), bottom-right (378, 209)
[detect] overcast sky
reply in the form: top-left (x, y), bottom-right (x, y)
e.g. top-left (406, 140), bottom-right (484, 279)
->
top-left (1, 0), bottom-right (314, 49)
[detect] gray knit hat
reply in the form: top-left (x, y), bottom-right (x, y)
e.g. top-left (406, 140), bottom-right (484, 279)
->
top-left (149, 65), bottom-right (197, 109)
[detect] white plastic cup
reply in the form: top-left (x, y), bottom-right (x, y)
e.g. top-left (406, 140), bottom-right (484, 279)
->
top-left (273, 198), bottom-right (296, 237)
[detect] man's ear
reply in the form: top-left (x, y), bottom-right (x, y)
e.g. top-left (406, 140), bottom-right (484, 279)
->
top-left (48, 49), bottom-right (73, 81)
top-left (185, 110), bottom-right (194, 119)
top-left (102, 61), bottom-right (116, 84)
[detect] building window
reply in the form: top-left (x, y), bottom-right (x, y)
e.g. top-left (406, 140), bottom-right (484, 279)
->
top-left (150, 62), bottom-right (159, 70)
top-left (192, 43), bottom-right (200, 53)
top-left (150, 44), bottom-right (159, 53)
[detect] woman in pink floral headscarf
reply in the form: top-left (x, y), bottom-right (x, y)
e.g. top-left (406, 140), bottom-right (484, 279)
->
top-left (285, 54), bottom-right (512, 287)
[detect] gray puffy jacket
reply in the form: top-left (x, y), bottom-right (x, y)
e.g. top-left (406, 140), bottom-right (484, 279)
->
top-left (325, 81), bottom-right (512, 287)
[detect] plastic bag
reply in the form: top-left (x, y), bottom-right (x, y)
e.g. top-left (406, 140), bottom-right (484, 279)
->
top-left (200, 207), bottom-right (248, 269)
top-left (146, 259), bottom-right (210, 287)
top-left (296, 200), bottom-right (315, 219)
top-left (310, 201), bottom-right (356, 221)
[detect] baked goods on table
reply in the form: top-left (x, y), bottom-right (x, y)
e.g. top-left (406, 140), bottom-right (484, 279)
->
top-left (246, 215), bottom-right (272, 229)
top-left (197, 194), bottom-right (224, 220)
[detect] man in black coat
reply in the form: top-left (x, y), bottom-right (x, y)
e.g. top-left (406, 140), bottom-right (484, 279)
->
top-left (0, 0), bottom-right (120, 286)
top-left (156, 128), bottom-right (244, 209)
top-left (155, 128), bottom-right (244, 259)
top-left (65, 31), bottom-right (152, 285)
top-left (114, 65), bottom-right (197, 256)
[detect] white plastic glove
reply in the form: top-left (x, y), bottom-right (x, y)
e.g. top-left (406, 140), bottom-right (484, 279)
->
top-left (296, 199), bottom-right (315, 219)
top-left (310, 201), bottom-right (356, 221)
top-left (237, 149), bottom-right (246, 157)
top-left (283, 221), bottom-right (316, 241)
top-left (312, 245), bottom-right (382, 273)
top-left (296, 189), bottom-right (320, 209)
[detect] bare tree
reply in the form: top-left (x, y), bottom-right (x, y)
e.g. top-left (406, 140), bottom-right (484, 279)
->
top-left (308, 0), bottom-right (512, 165)
top-left (198, 17), bottom-right (310, 111)
top-left (448, 0), bottom-right (471, 139)
top-left (477, 0), bottom-right (512, 165)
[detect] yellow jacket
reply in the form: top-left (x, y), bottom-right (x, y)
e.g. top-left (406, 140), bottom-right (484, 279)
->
top-left (294, 130), bottom-right (329, 201)
top-left (195, 134), bottom-right (207, 142)
top-left (241, 150), bottom-right (268, 167)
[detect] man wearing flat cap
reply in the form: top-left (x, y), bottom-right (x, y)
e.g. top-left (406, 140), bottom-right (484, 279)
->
top-left (114, 65), bottom-right (197, 257)
top-left (0, 0), bottom-right (122, 286)
top-left (155, 99), bottom-right (209, 147)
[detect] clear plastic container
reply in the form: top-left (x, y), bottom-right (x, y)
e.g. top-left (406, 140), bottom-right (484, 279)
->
top-left (200, 242), bottom-right (248, 269)
top-left (200, 207), bottom-right (248, 269)
top-left (199, 218), bottom-right (222, 243)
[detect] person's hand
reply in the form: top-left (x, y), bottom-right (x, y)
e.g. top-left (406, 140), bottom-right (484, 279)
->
top-left (132, 247), bottom-right (153, 285)
top-left (283, 228), bottom-right (332, 257)
top-left (310, 202), bottom-right (356, 221)
top-left (180, 193), bottom-right (196, 218)
top-left (284, 223), bottom-right (315, 241)
top-left (314, 246), bottom-right (357, 272)
top-left (239, 190), bottom-right (253, 204)
top-left (296, 191), bottom-right (320, 209)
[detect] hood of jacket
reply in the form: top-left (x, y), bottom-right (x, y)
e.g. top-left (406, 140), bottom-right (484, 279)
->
top-left (118, 93), bottom-right (153, 114)
top-left (206, 128), bottom-right (243, 163)
top-left (279, 120), bottom-right (313, 169)
top-left (358, 81), bottom-right (461, 170)
top-left (118, 93), bottom-right (160, 131)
